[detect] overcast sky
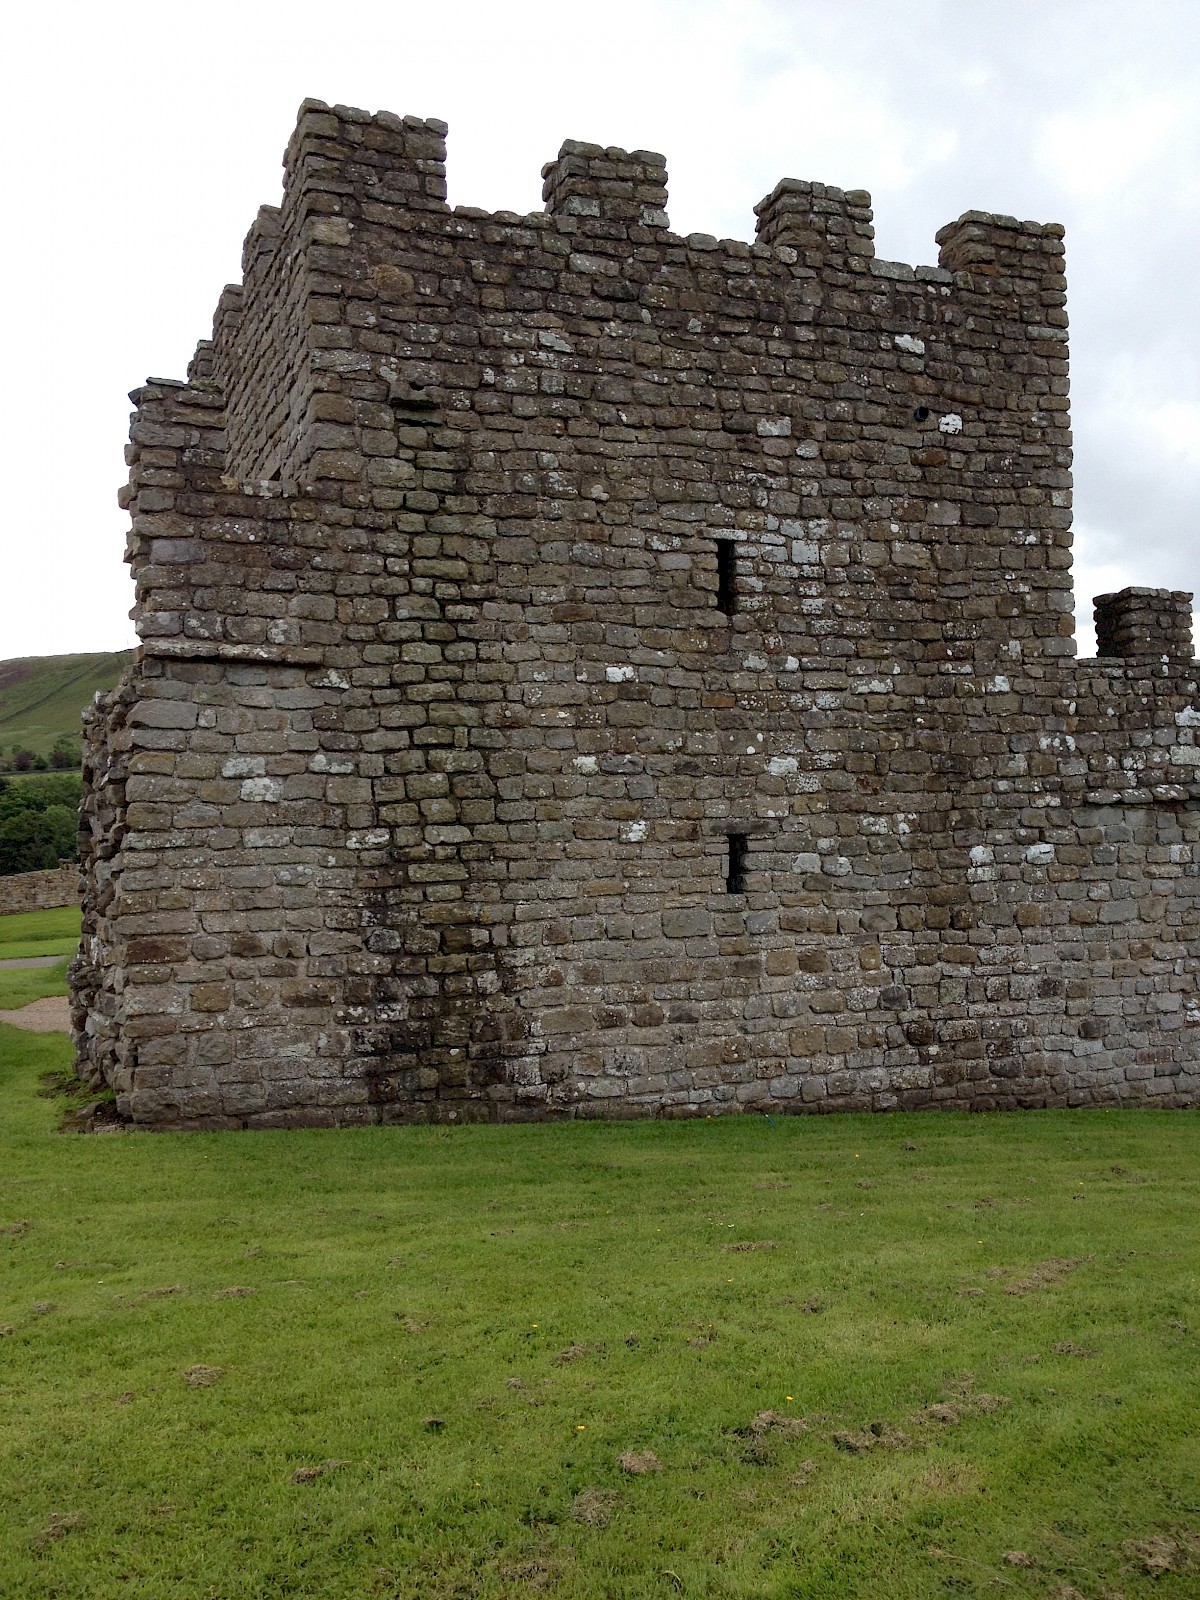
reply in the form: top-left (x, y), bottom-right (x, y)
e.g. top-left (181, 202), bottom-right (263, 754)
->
top-left (3, 0), bottom-right (1198, 657)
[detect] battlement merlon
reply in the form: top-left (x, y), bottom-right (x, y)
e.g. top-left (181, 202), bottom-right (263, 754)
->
top-left (281, 98), bottom-right (449, 227)
top-left (1095, 588), bottom-right (1196, 665)
top-left (118, 377), bottom-right (227, 520)
top-left (242, 204), bottom-right (282, 277)
top-left (937, 211), bottom-right (1067, 287)
top-left (541, 140), bottom-right (670, 230)
top-left (754, 179), bottom-right (875, 264)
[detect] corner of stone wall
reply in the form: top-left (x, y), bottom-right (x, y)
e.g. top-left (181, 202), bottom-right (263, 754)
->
top-left (282, 98), bottom-right (449, 227)
top-left (269, 101), bottom-right (451, 487)
top-left (119, 377), bottom-right (228, 647)
top-left (922, 209), bottom-right (1072, 667)
top-left (71, 673), bottom-right (140, 1096)
top-left (242, 204), bottom-right (282, 276)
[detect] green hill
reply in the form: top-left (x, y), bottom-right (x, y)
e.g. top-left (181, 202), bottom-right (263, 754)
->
top-left (0, 652), bottom-right (132, 767)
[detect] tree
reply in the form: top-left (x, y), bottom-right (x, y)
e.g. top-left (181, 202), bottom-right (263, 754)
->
top-left (49, 738), bottom-right (80, 771)
top-left (0, 772), bottom-right (83, 873)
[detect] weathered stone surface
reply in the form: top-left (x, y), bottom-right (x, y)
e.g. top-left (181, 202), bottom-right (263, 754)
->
top-left (0, 866), bottom-right (77, 917)
top-left (70, 101), bottom-right (1200, 1128)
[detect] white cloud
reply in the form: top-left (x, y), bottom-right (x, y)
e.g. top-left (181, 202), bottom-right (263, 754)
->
top-left (1038, 92), bottom-right (1189, 199)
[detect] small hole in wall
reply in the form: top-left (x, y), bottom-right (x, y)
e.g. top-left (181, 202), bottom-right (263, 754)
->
top-left (716, 541), bottom-right (737, 616)
top-left (913, 407), bottom-right (931, 421)
top-left (726, 833), bottom-right (748, 895)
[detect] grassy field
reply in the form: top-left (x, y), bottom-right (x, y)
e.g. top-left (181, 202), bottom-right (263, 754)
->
top-left (0, 652), bottom-right (130, 761)
top-left (0, 907), bottom-right (81, 1009)
top-left (0, 905), bottom-right (81, 963)
top-left (0, 931), bottom-right (1197, 1598)
top-left (0, 958), bottom-right (71, 1010)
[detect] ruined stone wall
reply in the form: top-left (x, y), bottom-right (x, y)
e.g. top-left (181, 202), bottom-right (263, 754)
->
top-left (0, 865), bottom-right (78, 917)
top-left (72, 100), bottom-right (1200, 1127)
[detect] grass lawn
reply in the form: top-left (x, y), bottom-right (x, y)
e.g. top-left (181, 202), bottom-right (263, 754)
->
top-left (0, 1009), bottom-right (1197, 1595)
top-left (0, 957), bottom-right (71, 1010)
top-left (0, 907), bottom-right (79, 1009)
top-left (0, 904), bottom-right (82, 962)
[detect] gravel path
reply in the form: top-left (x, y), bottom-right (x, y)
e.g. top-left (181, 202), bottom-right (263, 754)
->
top-left (0, 996), bottom-right (71, 1032)
top-left (0, 955), bottom-right (66, 970)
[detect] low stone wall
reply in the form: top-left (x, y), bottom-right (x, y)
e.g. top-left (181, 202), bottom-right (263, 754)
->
top-left (0, 865), bottom-right (79, 917)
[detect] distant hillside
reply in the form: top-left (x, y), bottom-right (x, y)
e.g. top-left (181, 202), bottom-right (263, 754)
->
top-left (0, 652), bottom-right (132, 765)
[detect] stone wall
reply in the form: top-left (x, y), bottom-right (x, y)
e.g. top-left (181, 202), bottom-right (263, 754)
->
top-left (0, 865), bottom-right (79, 918)
top-left (72, 100), bottom-right (1200, 1128)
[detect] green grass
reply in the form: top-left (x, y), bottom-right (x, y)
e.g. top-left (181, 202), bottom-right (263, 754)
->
top-left (0, 957), bottom-right (70, 1010)
top-left (0, 651), bottom-right (130, 760)
top-left (0, 905), bottom-right (81, 962)
top-left (0, 1028), bottom-right (1197, 1599)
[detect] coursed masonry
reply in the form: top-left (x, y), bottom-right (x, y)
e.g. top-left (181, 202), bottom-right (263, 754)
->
top-left (71, 101), bottom-right (1200, 1127)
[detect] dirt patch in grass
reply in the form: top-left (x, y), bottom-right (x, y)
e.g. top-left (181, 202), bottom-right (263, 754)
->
top-left (33, 1511), bottom-right (83, 1550)
top-left (36, 1068), bottom-right (123, 1133)
top-left (553, 1341), bottom-right (603, 1364)
top-left (290, 1459), bottom-right (345, 1484)
top-left (832, 1379), bottom-right (1009, 1455)
top-left (1124, 1531), bottom-right (1199, 1575)
top-left (184, 1365), bottom-right (222, 1388)
top-left (1005, 1255), bottom-right (1090, 1295)
top-left (498, 1558), bottom-right (566, 1591)
top-left (571, 1487), bottom-right (620, 1527)
top-left (618, 1450), bottom-right (662, 1475)
top-left (741, 1410), bottom-right (808, 1438)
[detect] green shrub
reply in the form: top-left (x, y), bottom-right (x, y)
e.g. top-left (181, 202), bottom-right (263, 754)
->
top-left (48, 739), bottom-right (79, 771)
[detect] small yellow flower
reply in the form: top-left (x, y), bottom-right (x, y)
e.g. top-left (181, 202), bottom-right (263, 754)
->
top-left (577, 1424), bottom-right (586, 1431)
top-left (786, 1395), bottom-right (793, 1402)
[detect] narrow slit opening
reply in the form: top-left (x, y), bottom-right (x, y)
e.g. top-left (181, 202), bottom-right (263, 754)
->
top-left (726, 832), bottom-right (748, 894)
top-left (716, 540), bottom-right (736, 615)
